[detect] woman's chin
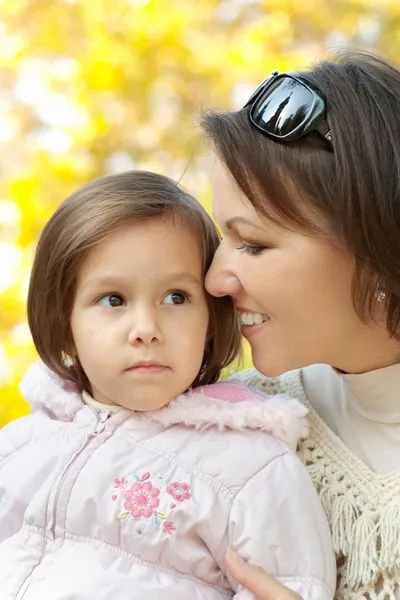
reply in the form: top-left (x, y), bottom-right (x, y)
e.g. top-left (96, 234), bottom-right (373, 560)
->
top-left (251, 350), bottom-right (300, 379)
top-left (252, 355), bottom-right (286, 378)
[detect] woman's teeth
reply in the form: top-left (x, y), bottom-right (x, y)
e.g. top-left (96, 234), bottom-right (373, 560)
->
top-left (239, 311), bottom-right (266, 327)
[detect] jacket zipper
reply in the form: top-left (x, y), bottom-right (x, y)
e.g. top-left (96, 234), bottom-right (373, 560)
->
top-left (16, 410), bottom-right (113, 600)
top-left (50, 410), bottom-right (113, 537)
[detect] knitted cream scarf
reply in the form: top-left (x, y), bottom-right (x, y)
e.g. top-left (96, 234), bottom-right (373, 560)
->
top-left (235, 368), bottom-right (400, 600)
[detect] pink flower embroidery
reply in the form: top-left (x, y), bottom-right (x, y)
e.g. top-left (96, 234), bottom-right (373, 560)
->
top-left (114, 477), bottom-right (127, 489)
top-left (134, 524), bottom-right (146, 537)
top-left (163, 521), bottom-right (176, 535)
top-left (166, 481), bottom-right (191, 502)
top-left (124, 481), bottom-right (160, 518)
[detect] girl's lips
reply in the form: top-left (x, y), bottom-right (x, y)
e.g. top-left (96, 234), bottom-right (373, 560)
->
top-left (125, 362), bottom-right (169, 375)
top-left (128, 365), bottom-right (167, 374)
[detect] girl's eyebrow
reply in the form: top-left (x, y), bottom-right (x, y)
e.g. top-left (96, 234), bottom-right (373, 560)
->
top-left (80, 276), bottom-right (125, 292)
top-left (161, 272), bottom-right (202, 286)
top-left (80, 272), bottom-right (202, 292)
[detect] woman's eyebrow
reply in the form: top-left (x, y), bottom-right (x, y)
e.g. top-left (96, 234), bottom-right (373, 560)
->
top-left (225, 216), bottom-right (264, 230)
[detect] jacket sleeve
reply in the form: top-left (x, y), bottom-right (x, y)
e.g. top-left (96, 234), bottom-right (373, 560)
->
top-left (227, 450), bottom-right (336, 600)
top-left (0, 414), bottom-right (35, 462)
top-left (0, 414), bottom-right (37, 541)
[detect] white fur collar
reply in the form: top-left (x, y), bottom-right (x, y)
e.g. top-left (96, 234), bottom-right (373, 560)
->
top-left (19, 362), bottom-right (309, 448)
top-left (143, 385), bottom-right (309, 449)
top-left (19, 361), bottom-right (84, 421)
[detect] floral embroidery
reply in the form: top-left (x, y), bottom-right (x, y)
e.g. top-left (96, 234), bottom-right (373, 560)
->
top-left (112, 471), bottom-right (191, 537)
top-left (114, 477), bottom-right (127, 489)
top-left (134, 524), bottom-right (147, 537)
top-left (167, 481), bottom-right (191, 502)
top-left (112, 495), bottom-right (117, 502)
top-left (117, 512), bottom-right (130, 520)
top-left (154, 473), bottom-right (166, 485)
top-left (163, 521), bottom-right (176, 535)
top-left (124, 481), bottom-right (160, 518)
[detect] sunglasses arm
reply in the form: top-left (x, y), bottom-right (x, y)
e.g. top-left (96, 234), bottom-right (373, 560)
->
top-left (316, 119), bottom-right (333, 146)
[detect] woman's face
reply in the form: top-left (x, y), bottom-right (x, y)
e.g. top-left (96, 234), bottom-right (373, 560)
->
top-left (206, 161), bottom-right (398, 376)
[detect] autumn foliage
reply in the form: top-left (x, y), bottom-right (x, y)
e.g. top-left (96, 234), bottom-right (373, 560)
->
top-left (0, 0), bottom-right (398, 426)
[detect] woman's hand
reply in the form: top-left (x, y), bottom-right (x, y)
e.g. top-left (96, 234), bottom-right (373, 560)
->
top-left (226, 549), bottom-right (303, 600)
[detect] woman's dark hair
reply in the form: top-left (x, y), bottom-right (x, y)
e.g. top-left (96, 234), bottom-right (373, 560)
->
top-left (201, 51), bottom-right (400, 338)
top-left (28, 170), bottom-right (242, 392)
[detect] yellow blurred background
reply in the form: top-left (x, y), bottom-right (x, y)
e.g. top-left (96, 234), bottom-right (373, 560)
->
top-left (0, 0), bottom-right (399, 427)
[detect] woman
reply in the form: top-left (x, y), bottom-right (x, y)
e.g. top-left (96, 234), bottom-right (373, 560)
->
top-left (202, 51), bottom-right (400, 599)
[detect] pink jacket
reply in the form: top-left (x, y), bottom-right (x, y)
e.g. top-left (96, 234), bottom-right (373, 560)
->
top-left (0, 362), bottom-right (336, 599)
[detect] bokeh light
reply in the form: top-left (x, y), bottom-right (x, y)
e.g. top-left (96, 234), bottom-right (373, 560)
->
top-left (0, 0), bottom-right (398, 426)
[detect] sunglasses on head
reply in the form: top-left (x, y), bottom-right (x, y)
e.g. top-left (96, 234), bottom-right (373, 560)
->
top-left (243, 70), bottom-right (333, 149)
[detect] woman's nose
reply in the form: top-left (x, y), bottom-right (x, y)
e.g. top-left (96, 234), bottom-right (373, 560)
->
top-left (205, 250), bottom-right (242, 298)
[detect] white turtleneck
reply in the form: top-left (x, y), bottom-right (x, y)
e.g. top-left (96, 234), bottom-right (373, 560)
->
top-left (82, 390), bottom-right (122, 413)
top-left (302, 363), bottom-right (400, 474)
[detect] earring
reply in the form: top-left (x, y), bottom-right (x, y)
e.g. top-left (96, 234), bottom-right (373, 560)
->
top-left (375, 289), bottom-right (386, 303)
top-left (62, 352), bottom-right (75, 367)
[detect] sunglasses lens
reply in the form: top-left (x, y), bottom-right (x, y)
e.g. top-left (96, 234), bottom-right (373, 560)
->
top-left (251, 78), bottom-right (314, 137)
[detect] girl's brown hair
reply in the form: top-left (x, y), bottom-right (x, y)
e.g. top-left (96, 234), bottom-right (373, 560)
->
top-left (201, 51), bottom-right (400, 338)
top-left (28, 170), bottom-right (241, 391)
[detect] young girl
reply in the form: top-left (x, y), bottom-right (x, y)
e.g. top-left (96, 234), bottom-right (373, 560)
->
top-left (0, 171), bottom-right (335, 599)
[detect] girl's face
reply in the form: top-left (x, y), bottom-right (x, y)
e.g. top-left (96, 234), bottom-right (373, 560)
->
top-left (70, 218), bottom-right (209, 410)
top-left (206, 161), bottom-right (398, 376)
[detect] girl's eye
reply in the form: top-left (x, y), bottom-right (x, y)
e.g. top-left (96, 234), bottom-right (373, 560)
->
top-left (98, 294), bottom-right (125, 308)
top-left (235, 243), bottom-right (265, 256)
top-left (163, 291), bottom-right (189, 305)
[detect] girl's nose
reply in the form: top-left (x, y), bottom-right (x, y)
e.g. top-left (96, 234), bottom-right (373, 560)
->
top-left (127, 308), bottom-right (163, 347)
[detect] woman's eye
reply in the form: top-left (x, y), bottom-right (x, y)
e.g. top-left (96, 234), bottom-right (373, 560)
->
top-left (163, 291), bottom-right (189, 305)
top-left (235, 243), bottom-right (265, 256)
top-left (98, 294), bottom-right (125, 308)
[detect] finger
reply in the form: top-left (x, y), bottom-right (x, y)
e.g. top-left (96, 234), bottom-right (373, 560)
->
top-left (226, 549), bottom-right (301, 600)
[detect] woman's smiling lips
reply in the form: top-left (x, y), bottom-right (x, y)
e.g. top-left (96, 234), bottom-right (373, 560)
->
top-left (124, 361), bottom-right (169, 375)
top-left (237, 307), bottom-right (270, 339)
